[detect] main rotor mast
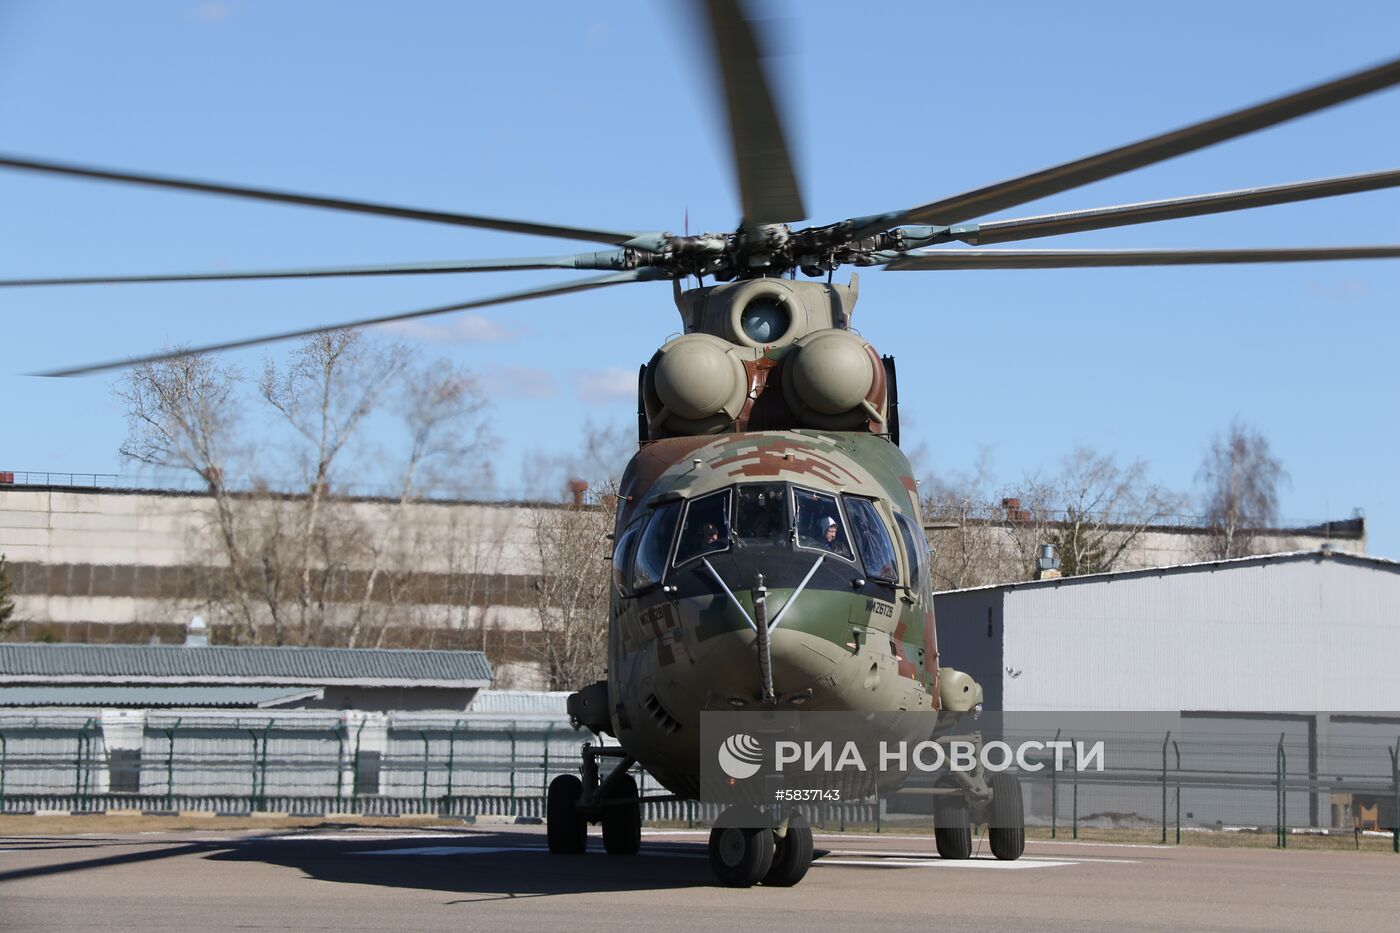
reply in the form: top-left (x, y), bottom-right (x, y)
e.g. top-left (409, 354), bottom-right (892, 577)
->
top-left (600, 218), bottom-right (953, 282)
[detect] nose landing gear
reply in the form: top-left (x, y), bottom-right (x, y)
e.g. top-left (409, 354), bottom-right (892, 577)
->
top-left (707, 807), bottom-right (814, 887)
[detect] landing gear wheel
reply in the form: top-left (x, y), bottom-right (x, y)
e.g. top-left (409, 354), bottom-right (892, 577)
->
top-left (547, 774), bottom-right (587, 854)
top-left (988, 772), bottom-right (1025, 861)
top-left (708, 809), bottom-right (776, 887)
top-left (934, 795), bottom-right (972, 860)
top-left (602, 774), bottom-right (642, 855)
top-left (763, 812), bottom-right (813, 886)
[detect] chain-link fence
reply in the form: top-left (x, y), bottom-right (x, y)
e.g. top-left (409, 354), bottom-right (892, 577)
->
top-left (1, 712), bottom-right (1396, 851)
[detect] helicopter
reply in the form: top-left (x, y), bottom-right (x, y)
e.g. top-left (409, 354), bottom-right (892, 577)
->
top-left (4, 0), bottom-right (1400, 890)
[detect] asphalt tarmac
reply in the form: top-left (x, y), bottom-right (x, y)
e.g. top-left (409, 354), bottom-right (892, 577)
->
top-left (1, 824), bottom-right (1394, 932)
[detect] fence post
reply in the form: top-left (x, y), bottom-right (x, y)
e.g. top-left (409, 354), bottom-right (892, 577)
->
top-left (446, 721), bottom-right (464, 811)
top-left (507, 726), bottom-right (518, 817)
top-left (1275, 733), bottom-right (1287, 849)
top-left (541, 724), bottom-right (555, 806)
top-left (1173, 739), bottom-right (1181, 846)
top-left (335, 724), bottom-right (347, 801)
top-left (352, 720), bottom-right (367, 814)
top-left (1051, 728), bottom-right (1061, 839)
top-left (1160, 731), bottom-right (1170, 845)
top-left (164, 719), bottom-right (181, 811)
top-left (1071, 736), bottom-right (1078, 840)
top-left (75, 718), bottom-right (96, 808)
top-left (419, 731), bottom-right (431, 807)
top-left (246, 727), bottom-right (260, 809)
top-left (257, 721), bottom-right (272, 811)
top-left (1389, 739), bottom-right (1398, 855)
top-left (0, 730), bottom-right (7, 813)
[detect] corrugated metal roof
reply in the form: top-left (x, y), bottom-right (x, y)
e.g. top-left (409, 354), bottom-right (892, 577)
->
top-left (0, 686), bottom-right (324, 708)
top-left (937, 549), bottom-right (1400, 596)
top-left (468, 690), bottom-right (571, 716)
top-left (0, 643), bottom-right (492, 686)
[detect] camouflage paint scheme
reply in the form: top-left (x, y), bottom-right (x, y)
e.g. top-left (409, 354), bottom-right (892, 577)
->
top-left (608, 430), bottom-right (940, 797)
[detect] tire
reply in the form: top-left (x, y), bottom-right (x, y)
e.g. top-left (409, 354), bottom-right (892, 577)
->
top-left (763, 813), bottom-right (813, 887)
top-left (602, 774), bottom-right (642, 855)
top-left (988, 772), bottom-right (1025, 861)
top-left (547, 774), bottom-right (588, 854)
top-left (708, 823), bottom-right (776, 887)
top-left (934, 795), bottom-right (972, 860)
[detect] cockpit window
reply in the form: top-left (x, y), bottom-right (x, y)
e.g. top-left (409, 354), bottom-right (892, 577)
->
top-left (794, 487), bottom-right (854, 560)
top-left (845, 497), bottom-right (899, 583)
top-left (894, 511), bottom-right (926, 592)
top-left (674, 490), bottom-right (731, 566)
top-left (632, 501), bottom-right (680, 591)
top-left (611, 519), bottom-right (643, 596)
top-left (733, 483), bottom-right (789, 546)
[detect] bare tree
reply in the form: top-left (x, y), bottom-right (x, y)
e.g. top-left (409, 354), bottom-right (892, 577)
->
top-left (529, 490), bottom-right (615, 690)
top-left (112, 334), bottom-right (496, 647)
top-left (526, 421), bottom-right (633, 689)
top-left (921, 447), bottom-right (1187, 586)
top-left (522, 417), bottom-right (633, 501)
top-left (920, 452), bottom-right (1020, 590)
top-left (1043, 448), bottom-right (1185, 577)
top-left (1196, 420), bottom-right (1288, 560)
top-left (114, 352), bottom-right (265, 641)
top-left (0, 552), bottom-right (17, 639)
top-left (346, 358), bottom-right (495, 648)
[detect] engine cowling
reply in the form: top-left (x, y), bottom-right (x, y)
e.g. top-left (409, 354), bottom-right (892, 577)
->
top-left (780, 329), bottom-right (886, 430)
top-left (643, 333), bottom-right (749, 437)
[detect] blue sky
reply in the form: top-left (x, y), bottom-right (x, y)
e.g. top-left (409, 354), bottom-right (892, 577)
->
top-left (1, 1), bottom-right (1398, 553)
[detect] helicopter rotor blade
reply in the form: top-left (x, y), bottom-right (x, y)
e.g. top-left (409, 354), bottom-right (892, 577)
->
top-left (32, 270), bottom-right (651, 377)
top-left (882, 246), bottom-right (1400, 271)
top-left (698, 0), bottom-right (806, 226)
top-left (0, 251), bottom-right (635, 288)
top-left (957, 168), bottom-right (1400, 245)
top-left (0, 153), bottom-right (650, 246)
top-left (894, 54), bottom-right (1400, 228)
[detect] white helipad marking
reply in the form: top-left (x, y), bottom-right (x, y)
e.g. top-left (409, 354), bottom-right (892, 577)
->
top-left (818, 857), bottom-right (1076, 870)
top-left (354, 845), bottom-right (545, 856)
top-left (825, 849), bottom-right (1137, 864)
top-left (1026, 839), bottom-right (1172, 849)
top-left (266, 833), bottom-right (481, 841)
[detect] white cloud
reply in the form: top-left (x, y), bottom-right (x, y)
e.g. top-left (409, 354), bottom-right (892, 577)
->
top-left (572, 367), bottom-right (636, 403)
top-left (195, 2), bottom-right (231, 21)
top-left (377, 312), bottom-right (516, 344)
top-left (1305, 280), bottom-right (1372, 301)
top-left (486, 366), bottom-right (556, 399)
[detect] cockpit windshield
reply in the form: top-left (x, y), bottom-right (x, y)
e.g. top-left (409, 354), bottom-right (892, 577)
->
top-left (845, 496), bottom-right (899, 583)
top-left (733, 483), bottom-right (789, 546)
top-left (670, 483), bottom-right (892, 572)
top-left (674, 490), bottom-right (731, 565)
top-left (794, 487), bottom-right (854, 560)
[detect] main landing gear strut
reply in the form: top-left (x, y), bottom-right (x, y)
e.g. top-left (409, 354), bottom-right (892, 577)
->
top-left (545, 744), bottom-right (816, 886)
top-left (547, 744), bottom-right (642, 855)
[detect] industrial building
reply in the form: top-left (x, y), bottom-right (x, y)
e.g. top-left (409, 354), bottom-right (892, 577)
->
top-left (931, 549), bottom-right (1400, 832)
top-left (933, 548), bottom-right (1400, 713)
top-left (0, 634), bottom-right (581, 811)
top-left (0, 480), bottom-right (1365, 691)
top-left (0, 628), bottom-right (493, 712)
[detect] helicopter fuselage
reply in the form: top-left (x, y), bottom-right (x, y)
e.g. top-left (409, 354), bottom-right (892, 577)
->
top-left (604, 430), bottom-right (940, 797)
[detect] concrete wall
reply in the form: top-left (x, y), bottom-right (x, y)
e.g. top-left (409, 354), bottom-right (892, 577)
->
top-left (1, 487), bottom-right (548, 643)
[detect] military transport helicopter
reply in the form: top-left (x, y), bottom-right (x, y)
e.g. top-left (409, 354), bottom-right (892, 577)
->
top-left (5, 0), bottom-right (1400, 889)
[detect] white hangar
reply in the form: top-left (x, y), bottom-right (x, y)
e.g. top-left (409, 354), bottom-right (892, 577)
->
top-left (932, 549), bottom-right (1400, 713)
